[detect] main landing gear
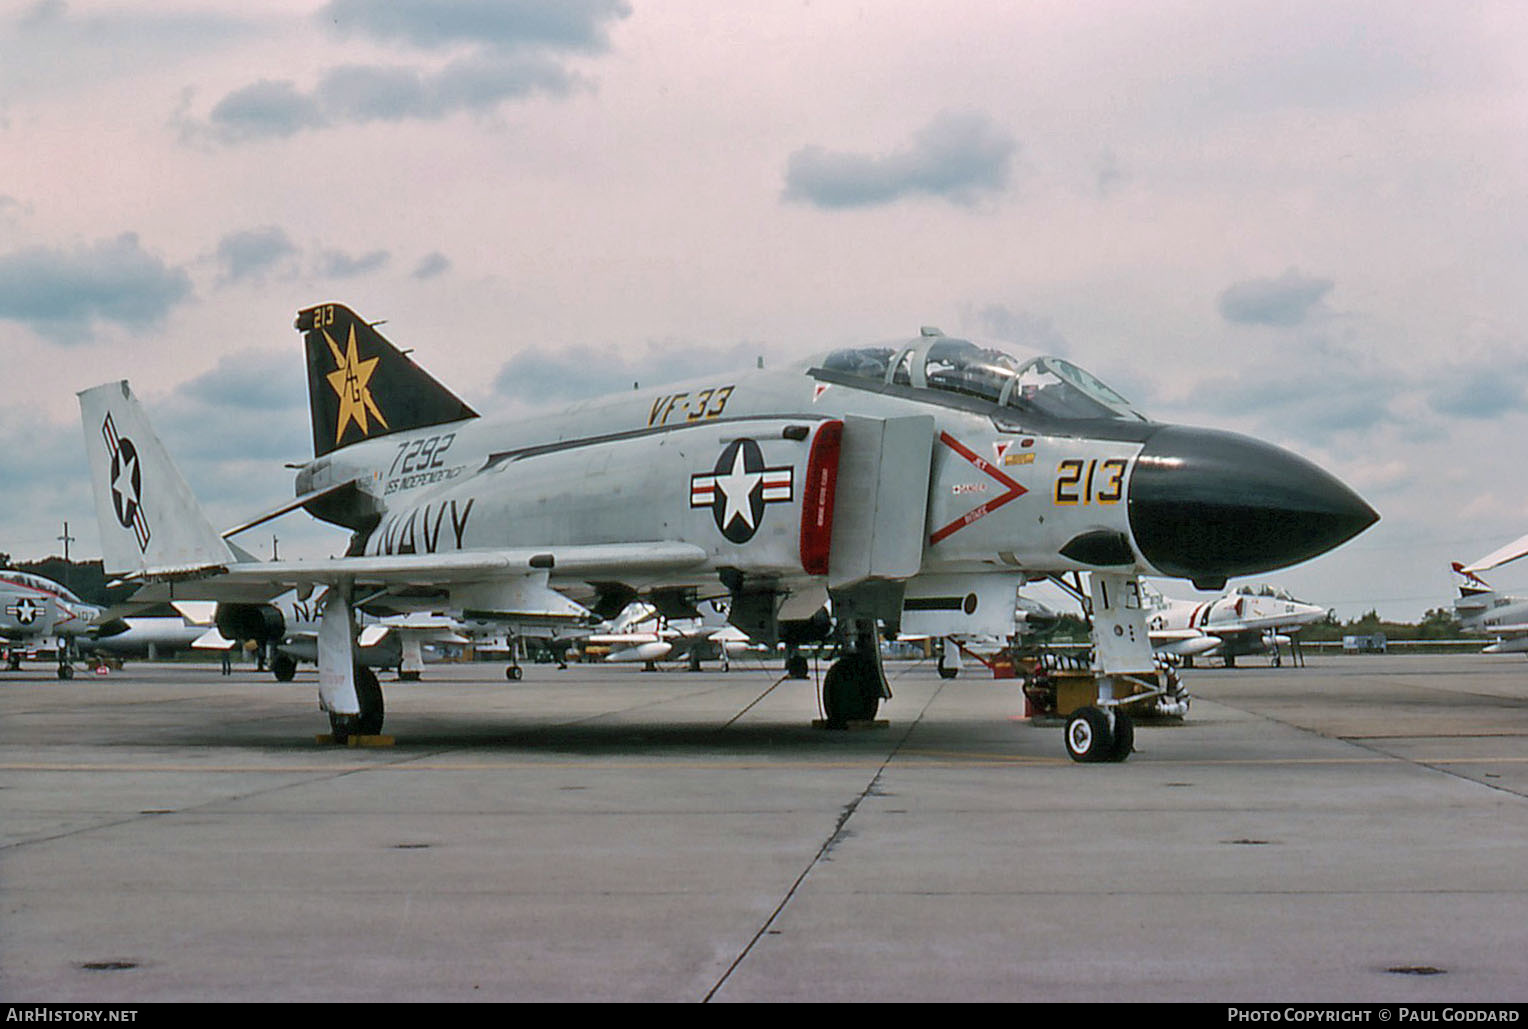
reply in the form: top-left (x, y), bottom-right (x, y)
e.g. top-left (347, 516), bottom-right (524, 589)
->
top-left (504, 634), bottom-right (525, 680)
top-left (317, 589), bottom-right (389, 744)
top-left (328, 664), bottom-right (384, 743)
top-left (820, 621), bottom-right (890, 729)
top-left (271, 651), bottom-right (298, 682)
top-left (56, 635), bottom-right (78, 679)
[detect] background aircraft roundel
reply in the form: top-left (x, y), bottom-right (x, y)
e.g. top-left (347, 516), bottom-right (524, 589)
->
top-left (101, 412), bottom-right (149, 552)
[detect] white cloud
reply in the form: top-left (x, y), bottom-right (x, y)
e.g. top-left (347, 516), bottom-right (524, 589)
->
top-left (1218, 270), bottom-right (1334, 327)
top-left (783, 111), bottom-right (1017, 209)
top-left (0, 234), bottom-right (192, 344)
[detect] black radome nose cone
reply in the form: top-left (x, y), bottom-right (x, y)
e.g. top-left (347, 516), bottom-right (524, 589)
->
top-left (1129, 426), bottom-right (1378, 586)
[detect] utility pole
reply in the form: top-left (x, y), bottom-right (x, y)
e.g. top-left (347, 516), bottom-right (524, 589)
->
top-left (57, 521), bottom-right (75, 590)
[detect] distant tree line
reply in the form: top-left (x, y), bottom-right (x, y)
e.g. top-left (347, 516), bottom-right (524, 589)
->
top-left (1296, 607), bottom-right (1462, 642)
top-left (1039, 609), bottom-right (1466, 644)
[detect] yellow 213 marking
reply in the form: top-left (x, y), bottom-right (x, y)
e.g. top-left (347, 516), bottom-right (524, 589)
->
top-left (1054, 458), bottom-right (1127, 505)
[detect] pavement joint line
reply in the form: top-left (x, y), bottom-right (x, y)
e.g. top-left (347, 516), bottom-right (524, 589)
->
top-left (701, 674), bottom-right (949, 1003)
top-left (1202, 688), bottom-right (1528, 799)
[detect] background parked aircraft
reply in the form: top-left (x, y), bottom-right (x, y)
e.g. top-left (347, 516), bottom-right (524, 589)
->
top-left (586, 598), bottom-right (752, 671)
top-left (1, 570), bottom-right (103, 677)
top-left (1452, 554), bottom-right (1528, 656)
top-left (1143, 582), bottom-right (1328, 667)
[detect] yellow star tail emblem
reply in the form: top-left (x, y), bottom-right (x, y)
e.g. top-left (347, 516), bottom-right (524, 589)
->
top-left (324, 324), bottom-right (388, 445)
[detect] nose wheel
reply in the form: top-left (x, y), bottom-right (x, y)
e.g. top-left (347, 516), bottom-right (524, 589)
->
top-left (1064, 706), bottom-right (1133, 763)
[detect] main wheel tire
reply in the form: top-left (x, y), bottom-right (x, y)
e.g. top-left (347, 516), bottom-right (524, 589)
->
top-left (505, 665), bottom-right (523, 681)
top-left (57, 664), bottom-right (74, 680)
top-left (937, 656), bottom-right (959, 680)
top-left (330, 665), bottom-right (385, 741)
top-left (785, 654), bottom-right (810, 680)
top-left (355, 666), bottom-right (385, 736)
top-left (1106, 710), bottom-right (1134, 762)
top-left (823, 653), bottom-right (881, 727)
top-left (271, 652), bottom-right (297, 682)
top-left (1065, 706), bottom-right (1114, 763)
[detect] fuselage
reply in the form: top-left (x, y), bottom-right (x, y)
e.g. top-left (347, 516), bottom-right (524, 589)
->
top-left (0, 572), bottom-right (101, 642)
top-left (1150, 587), bottom-right (1326, 634)
top-left (1457, 592), bottom-right (1528, 636)
top-left (295, 333), bottom-right (1377, 602)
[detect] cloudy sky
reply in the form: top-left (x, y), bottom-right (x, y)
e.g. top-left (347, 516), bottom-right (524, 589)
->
top-left (3, 0), bottom-right (1526, 621)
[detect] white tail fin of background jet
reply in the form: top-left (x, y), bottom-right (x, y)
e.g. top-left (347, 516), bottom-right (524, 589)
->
top-left (78, 381), bottom-right (235, 579)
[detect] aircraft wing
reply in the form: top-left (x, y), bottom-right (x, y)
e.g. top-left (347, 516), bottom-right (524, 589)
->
top-left (1149, 627), bottom-right (1213, 645)
top-left (1149, 627), bottom-right (1224, 658)
top-left (117, 542), bottom-right (708, 622)
top-left (1464, 532), bottom-right (1528, 574)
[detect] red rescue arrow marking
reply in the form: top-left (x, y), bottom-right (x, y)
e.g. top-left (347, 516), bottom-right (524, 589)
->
top-left (929, 432), bottom-right (1028, 545)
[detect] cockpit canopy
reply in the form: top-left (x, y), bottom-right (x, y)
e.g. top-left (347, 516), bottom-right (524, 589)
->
top-left (3, 571), bottom-right (86, 605)
top-left (1234, 584), bottom-right (1303, 602)
top-left (817, 334), bottom-right (1145, 422)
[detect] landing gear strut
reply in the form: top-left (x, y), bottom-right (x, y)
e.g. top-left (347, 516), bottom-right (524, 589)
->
top-left (317, 587), bottom-right (386, 742)
top-left (505, 634), bottom-right (524, 680)
top-left (56, 636), bottom-right (76, 679)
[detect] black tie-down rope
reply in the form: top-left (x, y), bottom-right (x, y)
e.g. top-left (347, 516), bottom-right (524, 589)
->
top-left (722, 646), bottom-right (833, 729)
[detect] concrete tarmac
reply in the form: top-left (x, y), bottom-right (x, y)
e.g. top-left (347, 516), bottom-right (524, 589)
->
top-left (1, 653), bottom-right (1526, 1003)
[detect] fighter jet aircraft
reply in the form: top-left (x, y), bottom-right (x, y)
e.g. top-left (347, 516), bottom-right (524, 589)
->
top-left (0, 570), bottom-right (103, 677)
top-left (587, 598), bottom-right (752, 671)
top-left (78, 304), bottom-right (1376, 760)
top-left (1143, 582), bottom-right (1329, 667)
top-left (1453, 545), bottom-right (1528, 655)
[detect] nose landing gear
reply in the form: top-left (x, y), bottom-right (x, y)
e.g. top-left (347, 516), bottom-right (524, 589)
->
top-left (1064, 705), bottom-right (1134, 763)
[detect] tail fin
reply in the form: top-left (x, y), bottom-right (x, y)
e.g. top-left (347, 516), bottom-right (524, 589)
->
top-left (1452, 561), bottom-right (1491, 595)
top-left (78, 381), bottom-right (234, 578)
top-left (297, 303), bottom-right (478, 457)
